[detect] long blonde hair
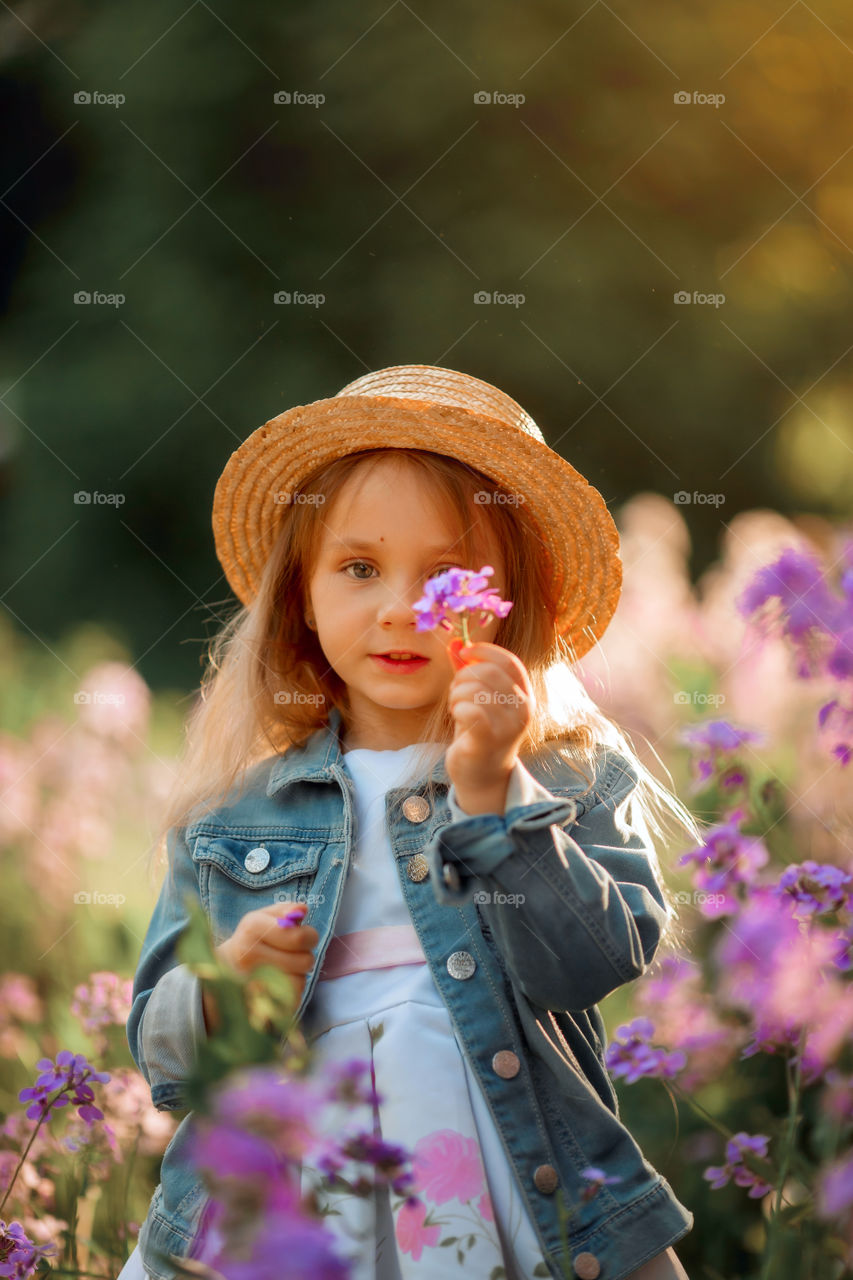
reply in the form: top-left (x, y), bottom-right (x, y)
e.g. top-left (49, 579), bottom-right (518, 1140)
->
top-left (151, 448), bottom-right (706, 962)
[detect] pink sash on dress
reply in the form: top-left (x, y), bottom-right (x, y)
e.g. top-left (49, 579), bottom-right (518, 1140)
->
top-left (318, 924), bottom-right (428, 980)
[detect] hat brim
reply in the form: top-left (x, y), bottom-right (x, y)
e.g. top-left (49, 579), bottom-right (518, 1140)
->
top-left (211, 394), bottom-right (622, 661)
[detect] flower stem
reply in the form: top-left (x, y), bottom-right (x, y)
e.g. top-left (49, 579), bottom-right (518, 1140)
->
top-left (0, 1098), bottom-right (56, 1215)
top-left (759, 1028), bottom-right (806, 1280)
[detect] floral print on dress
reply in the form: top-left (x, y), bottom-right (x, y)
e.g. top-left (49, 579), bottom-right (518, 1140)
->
top-left (389, 1126), bottom-right (548, 1272)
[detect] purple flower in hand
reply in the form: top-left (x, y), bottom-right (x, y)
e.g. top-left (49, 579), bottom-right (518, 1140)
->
top-left (413, 565), bottom-right (513, 644)
top-left (18, 1050), bottom-right (109, 1126)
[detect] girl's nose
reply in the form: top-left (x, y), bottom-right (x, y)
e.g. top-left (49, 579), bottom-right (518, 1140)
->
top-left (377, 587), bottom-right (419, 625)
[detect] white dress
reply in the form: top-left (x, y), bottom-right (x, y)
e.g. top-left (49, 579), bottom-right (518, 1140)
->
top-left (118, 743), bottom-right (551, 1280)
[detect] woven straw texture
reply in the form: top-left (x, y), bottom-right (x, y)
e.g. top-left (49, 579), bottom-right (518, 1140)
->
top-left (212, 365), bottom-right (622, 660)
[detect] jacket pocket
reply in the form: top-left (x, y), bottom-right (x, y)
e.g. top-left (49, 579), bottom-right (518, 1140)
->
top-left (191, 835), bottom-right (325, 942)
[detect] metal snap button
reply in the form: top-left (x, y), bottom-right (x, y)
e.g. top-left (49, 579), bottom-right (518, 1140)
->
top-left (441, 862), bottom-right (461, 892)
top-left (572, 1252), bottom-right (601, 1279)
top-left (406, 854), bottom-right (429, 882)
top-left (402, 795), bottom-right (430, 823)
top-left (446, 951), bottom-right (476, 980)
top-left (492, 1050), bottom-right (520, 1079)
top-left (533, 1163), bottom-right (558, 1194)
top-left (244, 846), bottom-right (270, 873)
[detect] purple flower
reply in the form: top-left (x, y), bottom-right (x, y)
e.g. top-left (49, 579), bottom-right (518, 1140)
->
top-left (18, 1050), bottom-right (109, 1126)
top-left (678, 808), bottom-right (769, 916)
top-left (736, 548), bottom-right (840, 643)
top-left (703, 1132), bottom-right (774, 1199)
top-left (413, 565), bottom-right (513, 636)
top-left (203, 1214), bottom-right (349, 1280)
top-left (818, 1154), bottom-right (853, 1219)
top-left (319, 1057), bottom-right (382, 1108)
top-left (773, 859), bottom-right (853, 918)
top-left (604, 1017), bottom-right (686, 1083)
top-left (276, 906), bottom-right (308, 928)
top-left (580, 1166), bottom-right (623, 1202)
top-left (679, 719), bottom-right (766, 790)
top-left (0, 1220), bottom-right (59, 1280)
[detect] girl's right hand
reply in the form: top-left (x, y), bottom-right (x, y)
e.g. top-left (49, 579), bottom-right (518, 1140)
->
top-left (215, 901), bottom-right (320, 1001)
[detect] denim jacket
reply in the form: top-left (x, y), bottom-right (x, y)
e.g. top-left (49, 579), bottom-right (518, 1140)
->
top-left (127, 705), bottom-right (693, 1280)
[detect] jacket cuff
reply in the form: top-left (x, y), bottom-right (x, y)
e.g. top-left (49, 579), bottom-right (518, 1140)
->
top-left (138, 963), bottom-right (207, 1110)
top-left (435, 764), bottom-right (578, 903)
top-left (446, 758), bottom-right (558, 821)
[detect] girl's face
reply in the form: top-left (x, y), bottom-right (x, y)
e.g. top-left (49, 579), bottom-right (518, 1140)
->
top-left (306, 456), bottom-right (505, 750)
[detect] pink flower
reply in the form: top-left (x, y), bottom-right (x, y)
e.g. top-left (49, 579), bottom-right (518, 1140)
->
top-left (478, 1189), bottom-right (495, 1221)
top-left (395, 1197), bottom-right (441, 1260)
top-left (412, 1129), bottom-right (484, 1204)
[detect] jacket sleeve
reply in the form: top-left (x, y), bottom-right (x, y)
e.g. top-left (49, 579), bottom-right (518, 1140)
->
top-left (427, 749), bottom-right (669, 1012)
top-left (126, 825), bottom-right (208, 1111)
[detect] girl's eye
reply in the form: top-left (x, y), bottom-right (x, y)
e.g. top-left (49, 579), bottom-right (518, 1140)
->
top-left (342, 562), bottom-right (459, 581)
top-left (343, 561), bottom-right (375, 580)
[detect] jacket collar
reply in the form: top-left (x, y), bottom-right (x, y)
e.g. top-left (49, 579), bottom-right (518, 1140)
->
top-left (265, 704), bottom-right (451, 797)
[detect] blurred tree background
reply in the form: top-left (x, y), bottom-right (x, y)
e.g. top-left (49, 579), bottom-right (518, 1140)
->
top-left (2, 0), bottom-right (853, 691)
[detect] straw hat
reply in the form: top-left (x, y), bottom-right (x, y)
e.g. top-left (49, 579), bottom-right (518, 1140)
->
top-left (212, 364), bottom-right (622, 661)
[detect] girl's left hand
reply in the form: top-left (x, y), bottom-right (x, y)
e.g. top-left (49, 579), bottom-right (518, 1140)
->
top-left (444, 638), bottom-right (535, 805)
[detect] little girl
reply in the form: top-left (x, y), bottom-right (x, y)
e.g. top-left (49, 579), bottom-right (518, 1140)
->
top-left (119, 365), bottom-right (700, 1280)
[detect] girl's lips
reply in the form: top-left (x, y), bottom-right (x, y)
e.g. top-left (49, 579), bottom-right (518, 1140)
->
top-left (369, 654), bottom-right (430, 673)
